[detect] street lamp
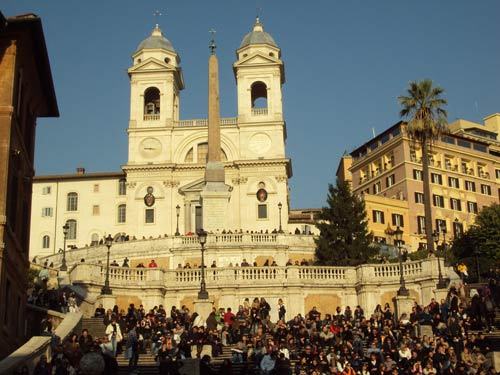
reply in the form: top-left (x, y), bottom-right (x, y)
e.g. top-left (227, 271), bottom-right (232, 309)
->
top-left (197, 229), bottom-right (209, 299)
top-left (60, 223), bottom-right (69, 271)
top-left (101, 234), bottom-right (113, 295)
top-left (432, 230), bottom-right (447, 289)
top-left (175, 204), bottom-right (181, 236)
top-left (278, 202), bottom-right (283, 233)
top-left (394, 226), bottom-right (409, 296)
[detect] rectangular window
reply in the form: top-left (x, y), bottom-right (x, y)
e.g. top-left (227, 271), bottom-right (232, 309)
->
top-left (433, 195), bottom-right (445, 208)
top-left (467, 201), bottom-right (478, 214)
top-left (93, 184), bottom-right (99, 193)
top-left (386, 174), bottom-right (395, 188)
top-left (118, 205), bottom-right (126, 223)
top-left (450, 198), bottom-right (462, 211)
top-left (457, 139), bottom-right (471, 148)
top-left (436, 219), bottom-right (447, 233)
top-left (453, 221), bottom-right (464, 239)
top-left (441, 135), bottom-right (455, 145)
top-left (42, 186), bottom-right (51, 195)
top-left (41, 207), bottom-right (53, 217)
top-left (414, 192), bottom-right (424, 204)
top-left (448, 177), bottom-right (459, 189)
top-left (392, 213), bottom-right (404, 227)
top-left (465, 180), bottom-right (476, 192)
top-left (480, 184), bottom-right (491, 195)
top-left (431, 173), bottom-right (442, 185)
top-left (413, 169), bottom-right (423, 181)
top-left (473, 143), bottom-right (487, 152)
top-left (372, 210), bottom-right (385, 224)
top-left (145, 208), bottom-right (155, 223)
top-left (258, 204), bottom-right (268, 219)
top-left (417, 216), bottom-right (426, 234)
top-left (373, 182), bottom-right (381, 194)
top-left (118, 179), bottom-right (127, 195)
top-left (496, 169), bottom-right (500, 179)
top-left (92, 205), bottom-right (100, 216)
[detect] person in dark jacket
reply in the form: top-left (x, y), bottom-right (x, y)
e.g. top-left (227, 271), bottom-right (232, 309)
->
top-left (206, 311), bottom-right (218, 331)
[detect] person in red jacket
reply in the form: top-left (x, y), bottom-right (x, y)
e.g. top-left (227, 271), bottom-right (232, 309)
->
top-left (148, 259), bottom-right (158, 268)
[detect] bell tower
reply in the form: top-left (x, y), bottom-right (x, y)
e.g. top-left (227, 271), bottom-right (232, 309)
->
top-left (233, 17), bottom-right (285, 124)
top-left (127, 24), bottom-right (184, 165)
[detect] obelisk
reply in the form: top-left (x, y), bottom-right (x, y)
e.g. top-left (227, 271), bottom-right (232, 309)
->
top-left (200, 32), bottom-right (231, 232)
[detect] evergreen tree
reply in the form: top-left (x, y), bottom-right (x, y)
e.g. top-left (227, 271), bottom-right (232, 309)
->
top-left (315, 178), bottom-right (376, 266)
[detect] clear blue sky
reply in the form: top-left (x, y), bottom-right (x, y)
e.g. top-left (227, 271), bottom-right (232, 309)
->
top-left (3, 1), bottom-right (500, 209)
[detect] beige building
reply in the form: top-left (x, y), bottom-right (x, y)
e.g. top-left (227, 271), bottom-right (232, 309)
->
top-left (30, 19), bottom-right (304, 259)
top-left (338, 115), bottom-right (500, 251)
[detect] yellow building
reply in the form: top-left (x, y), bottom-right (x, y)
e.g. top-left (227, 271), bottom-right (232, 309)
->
top-left (338, 114), bottom-right (500, 251)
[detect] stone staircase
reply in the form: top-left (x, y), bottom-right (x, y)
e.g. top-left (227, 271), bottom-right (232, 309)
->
top-left (81, 317), bottom-right (107, 340)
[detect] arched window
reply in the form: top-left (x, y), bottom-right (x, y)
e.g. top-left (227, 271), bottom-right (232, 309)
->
top-left (118, 204), bottom-right (126, 223)
top-left (251, 81), bottom-right (268, 108)
top-left (42, 235), bottom-right (50, 249)
top-left (90, 233), bottom-right (99, 246)
top-left (195, 142), bottom-right (227, 163)
top-left (118, 178), bottom-right (127, 195)
top-left (67, 192), bottom-right (78, 211)
top-left (144, 87), bottom-right (160, 115)
top-left (66, 219), bottom-right (77, 240)
top-left (185, 147), bottom-right (194, 163)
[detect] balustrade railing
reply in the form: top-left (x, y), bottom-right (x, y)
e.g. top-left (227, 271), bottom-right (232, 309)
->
top-left (176, 117), bottom-right (237, 127)
top-left (143, 114), bottom-right (160, 121)
top-left (251, 107), bottom-right (268, 116)
top-left (298, 267), bottom-right (346, 280)
top-left (373, 261), bottom-right (423, 278)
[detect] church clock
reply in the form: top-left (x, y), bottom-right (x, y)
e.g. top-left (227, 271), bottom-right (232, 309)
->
top-left (139, 137), bottom-right (162, 159)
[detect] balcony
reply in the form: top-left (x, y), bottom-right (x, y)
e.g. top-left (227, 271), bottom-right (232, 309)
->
top-left (176, 117), bottom-right (237, 127)
top-left (251, 108), bottom-right (268, 116)
top-left (143, 114), bottom-right (160, 121)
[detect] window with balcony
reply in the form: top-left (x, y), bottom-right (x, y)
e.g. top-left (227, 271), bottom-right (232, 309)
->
top-left (392, 213), bottom-right (404, 227)
top-left (448, 177), bottom-right (459, 189)
top-left (372, 210), bottom-right (385, 224)
top-left (465, 180), bottom-right (476, 192)
top-left (144, 87), bottom-right (160, 119)
top-left (450, 198), bottom-right (462, 211)
top-left (431, 173), bottom-right (442, 185)
top-left (414, 192), bottom-right (424, 204)
top-left (467, 201), bottom-right (478, 214)
top-left (373, 182), bottom-right (381, 194)
top-left (386, 174), bottom-right (395, 188)
top-left (66, 192), bottom-right (78, 211)
top-left (433, 194), bottom-right (445, 208)
top-left (413, 169), bottom-right (423, 181)
top-left (417, 216), bottom-right (426, 234)
top-left (481, 184), bottom-right (491, 195)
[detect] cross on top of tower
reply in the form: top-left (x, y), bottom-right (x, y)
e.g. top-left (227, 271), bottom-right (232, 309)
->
top-left (209, 29), bottom-right (216, 55)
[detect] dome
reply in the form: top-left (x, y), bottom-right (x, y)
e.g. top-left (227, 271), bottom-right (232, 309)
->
top-left (136, 25), bottom-right (175, 53)
top-left (239, 18), bottom-right (277, 49)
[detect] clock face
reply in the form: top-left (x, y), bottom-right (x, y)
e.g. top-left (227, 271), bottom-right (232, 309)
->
top-left (139, 138), bottom-right (162, 159)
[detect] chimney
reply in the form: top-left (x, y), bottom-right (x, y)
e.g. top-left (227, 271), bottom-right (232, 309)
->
top-left (76, 167), bottom-right (85, 175)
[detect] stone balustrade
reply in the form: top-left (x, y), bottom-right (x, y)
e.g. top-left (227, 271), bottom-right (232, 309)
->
top-left (70, 259), bottom-right (442, 291)
top-left (176, 117), bottom-right (237, 127)
top-left (40, 233), bottom-right (316, 269)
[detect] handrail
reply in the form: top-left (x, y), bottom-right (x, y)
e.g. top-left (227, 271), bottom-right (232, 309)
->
top-left (0, 307), bottom-right (82, 375)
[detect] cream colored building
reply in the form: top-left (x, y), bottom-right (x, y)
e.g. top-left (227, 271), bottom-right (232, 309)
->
top-left (338, 115), bottom-right (500, 251)
top-left (30, 20), bottom-right (308, 260)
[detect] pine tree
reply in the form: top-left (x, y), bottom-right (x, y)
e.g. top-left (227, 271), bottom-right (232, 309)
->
top-left (315, 178), bottom-right (376, 266)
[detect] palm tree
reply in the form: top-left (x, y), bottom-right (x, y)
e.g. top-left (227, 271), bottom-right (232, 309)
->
top-left (398, 80), bottom-right (447, 254)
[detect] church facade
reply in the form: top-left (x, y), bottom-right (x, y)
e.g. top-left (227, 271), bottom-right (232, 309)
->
top-left (30, 19), bottom-right (314, 259)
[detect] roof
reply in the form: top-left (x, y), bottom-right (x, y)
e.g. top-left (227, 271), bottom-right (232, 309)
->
top-left (240, 18), bottom-right (278, 49)
top-left (136, 25), bottom-right (175, 53)
top-left (34, 171), bottom-right (125, 182)
top-left (4, 13), bottom-right (59, 117)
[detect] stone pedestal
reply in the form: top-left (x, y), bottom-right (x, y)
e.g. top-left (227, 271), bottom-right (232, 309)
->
top-left (96, 294), bottom-right (116, 311)
top-left (201, 181), bottom-right (231, 232)
top-left (434, 287), bottom-right (449, 302)
top-left (193, 299), bottom-right (214, 323)
top-left (394, 295), bottom-right (414, 319)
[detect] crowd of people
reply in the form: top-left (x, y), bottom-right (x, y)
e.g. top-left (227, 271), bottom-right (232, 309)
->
top-left (30, 278), bottom-right (498, 375)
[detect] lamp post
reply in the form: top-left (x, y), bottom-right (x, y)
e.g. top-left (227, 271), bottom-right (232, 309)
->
top-left (101, 234), bottom-right (113, 295)
top-left (432, 230), bottom-right (447, 289)
top-left (394, 226), bottom-right (409, 296)
top-left (60, 224), bottom-right (69, 271)
top-left (278, 202), bottom-right (283, 233)
top-left (175, 204), bottom-right (181, 236)
top-left (197, 229), bottom-right (208, 299)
